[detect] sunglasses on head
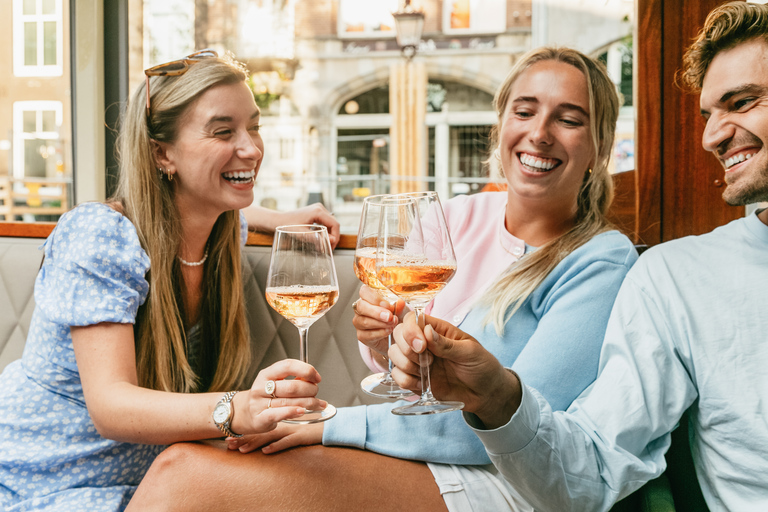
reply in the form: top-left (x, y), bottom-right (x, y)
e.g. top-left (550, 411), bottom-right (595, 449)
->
top-left (144, 49), bottom-right (219, 119)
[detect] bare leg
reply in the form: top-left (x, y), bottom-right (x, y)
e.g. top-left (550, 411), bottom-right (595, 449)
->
top-left (128, 442), bottom-right (448, 512)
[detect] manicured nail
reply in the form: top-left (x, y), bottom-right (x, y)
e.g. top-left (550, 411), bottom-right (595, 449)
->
top-left (413, 337), bottom-right (425, 352)
top-left (380, 311), bottom-right (391, 321)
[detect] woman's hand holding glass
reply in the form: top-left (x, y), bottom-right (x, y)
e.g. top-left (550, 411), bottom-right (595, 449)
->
top-left (352, 285), bottom-right (406, 357)
top-left (233, 359), bottom-right (328, 434)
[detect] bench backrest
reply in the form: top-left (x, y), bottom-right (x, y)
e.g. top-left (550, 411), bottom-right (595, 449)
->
top-left (0, 237), bottom-right (378, 408)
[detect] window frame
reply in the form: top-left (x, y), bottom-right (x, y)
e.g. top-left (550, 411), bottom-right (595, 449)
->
top-left (441, 0), bottom-right (506, 36)
top-left (336, 0), bottom-right (399, 40)
top-left (13, 0), bottom-right (64, 77)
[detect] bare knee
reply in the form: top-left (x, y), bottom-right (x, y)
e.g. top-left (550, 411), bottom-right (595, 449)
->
top-left (127, 442), bottom-right (210, 512)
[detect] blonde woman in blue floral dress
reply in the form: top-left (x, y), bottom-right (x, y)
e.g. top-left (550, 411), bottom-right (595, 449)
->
top-left (0, 52), bottom-right (333, 511)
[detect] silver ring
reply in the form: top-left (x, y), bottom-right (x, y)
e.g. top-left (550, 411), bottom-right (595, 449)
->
top-left (352, 299), bottom-right (360, 314)
top-left (265, 380), bottom-right (277, 398)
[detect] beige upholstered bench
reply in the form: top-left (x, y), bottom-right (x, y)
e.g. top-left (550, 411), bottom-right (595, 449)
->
top-left (0, 226), bottom-right (378, 408)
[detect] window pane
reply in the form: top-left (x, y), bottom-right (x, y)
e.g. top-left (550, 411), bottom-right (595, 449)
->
top-left (42, 0), bottom-right (56, 15)
top-left (24, 139), bottom-right (48, 178)
top-left (23, 0), bottom-right (36, 15)
top-left (41, 110), bottom-right (56, 132)
top-left (43, 21), bottom-right (57, 65)
top-left (24, 22), bottom-right (37, 66)
top-left (23, 111), bottom-right (37, 133)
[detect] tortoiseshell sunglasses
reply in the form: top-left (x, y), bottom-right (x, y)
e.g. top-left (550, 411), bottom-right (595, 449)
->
top-left (144, 49), bottom-right (218, 118)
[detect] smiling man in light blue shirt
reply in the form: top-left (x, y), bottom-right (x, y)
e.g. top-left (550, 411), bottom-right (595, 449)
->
top-left (392, 3), bottom-right (768, 510)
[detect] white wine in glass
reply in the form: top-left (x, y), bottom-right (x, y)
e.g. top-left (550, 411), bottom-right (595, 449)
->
top-left (355, 195), bottom-right (415, 399)
top-left (377, 192), bottom-right (464, 415)
top-left (265, 224), bottom-right (339, 423)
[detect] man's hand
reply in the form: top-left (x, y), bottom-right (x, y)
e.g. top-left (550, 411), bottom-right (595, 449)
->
top-left (390, 313), bottom-right (522, 429)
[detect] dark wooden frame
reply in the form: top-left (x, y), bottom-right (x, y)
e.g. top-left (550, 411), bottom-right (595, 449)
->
top-left (635, 0), bottom-right (745, 245)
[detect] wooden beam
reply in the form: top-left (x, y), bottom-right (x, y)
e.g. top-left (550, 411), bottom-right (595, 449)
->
top-left (0, 222), bottom-right (358, 250)
top-left (636, 0), bottom-right (745, 245)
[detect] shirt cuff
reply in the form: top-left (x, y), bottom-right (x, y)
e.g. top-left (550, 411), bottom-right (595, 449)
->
top-left (322, 405), bottom-right (368, 449)
top-left (463, 381), bottom-right (540, 456)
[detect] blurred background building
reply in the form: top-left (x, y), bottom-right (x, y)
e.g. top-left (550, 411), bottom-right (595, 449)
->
top-left (1, 0), bottom-right (634, 231)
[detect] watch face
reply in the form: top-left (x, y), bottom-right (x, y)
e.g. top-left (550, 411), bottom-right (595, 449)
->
top-left (213, 402), bottom-right (231, 424)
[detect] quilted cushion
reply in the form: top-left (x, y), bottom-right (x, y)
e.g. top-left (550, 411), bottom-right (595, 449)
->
top-left (0, 237), bottom-right (379, 408)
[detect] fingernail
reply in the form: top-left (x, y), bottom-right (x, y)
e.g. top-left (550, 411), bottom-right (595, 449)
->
top-left (432, 328), bottom-right (438, 342)
top-left (413, 337), bottom-right (425, 352)
top-left (380, 311), bottom-right (391, 321)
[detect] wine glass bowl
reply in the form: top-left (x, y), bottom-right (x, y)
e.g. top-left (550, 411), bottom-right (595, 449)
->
top-left (265, 224), bottom-right (339, 423)
top-left (376, 192), bottom-right (464, 415)
top-left (355, 195), bottom-right (416, 399)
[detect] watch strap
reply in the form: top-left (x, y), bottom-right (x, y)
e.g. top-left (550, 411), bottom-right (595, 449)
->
top-left (214, 391), bottom-right (243, 438)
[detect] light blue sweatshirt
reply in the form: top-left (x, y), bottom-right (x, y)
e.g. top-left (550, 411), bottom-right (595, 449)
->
top-left (323, 229), bottom-right (637, 465)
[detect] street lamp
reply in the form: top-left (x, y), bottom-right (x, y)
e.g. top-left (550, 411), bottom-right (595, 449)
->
top-left (392, 0), bottom-right (425, 60)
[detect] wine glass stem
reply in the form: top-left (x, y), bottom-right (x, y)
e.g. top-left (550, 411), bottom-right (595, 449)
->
top-left (413, 308), bottom-right (435, 401)
top-left (386, 298), bottom-right (395, 373)
top-left (298, 326), bottom-right (309, 364)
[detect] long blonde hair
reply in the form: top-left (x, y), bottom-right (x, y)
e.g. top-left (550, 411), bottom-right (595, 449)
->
top-left (113, 56), bottom-right (251, 393)
top-left (484, 47), bottom-right (619, 335)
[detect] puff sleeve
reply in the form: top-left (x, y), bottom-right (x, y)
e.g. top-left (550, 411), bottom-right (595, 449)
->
top-left (35, 203), bottom-right (151, 326)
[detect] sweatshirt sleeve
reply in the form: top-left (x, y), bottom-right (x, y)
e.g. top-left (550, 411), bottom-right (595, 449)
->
top-left (323, 400), bottom-right (492, 464)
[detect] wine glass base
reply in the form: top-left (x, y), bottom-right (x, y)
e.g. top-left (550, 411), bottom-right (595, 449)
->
top-left (391, 399), bottom-right (464, 416)
top-left (361, 372), bottom-right (416, 399)
top-left (283, 403), bottom-right (337, 424)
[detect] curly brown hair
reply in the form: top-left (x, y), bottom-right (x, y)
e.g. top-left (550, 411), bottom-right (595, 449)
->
top-left (680, 1), bottom-right (768, 92)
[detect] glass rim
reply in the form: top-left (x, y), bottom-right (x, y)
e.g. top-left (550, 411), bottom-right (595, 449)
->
top-left (274, 224), bottom-right (329, 233)
top-left (394, 191), bottom-right (438, 199)
top-left (365, 195), bottom-right (417, 206)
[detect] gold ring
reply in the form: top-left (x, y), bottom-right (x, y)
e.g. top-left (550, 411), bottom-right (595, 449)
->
top-left (352, 299), bottom-right (360, 314)
top-left (265, 380), bottom-right (277, 398)
top-left (267, 398), bottom-right (273, 409)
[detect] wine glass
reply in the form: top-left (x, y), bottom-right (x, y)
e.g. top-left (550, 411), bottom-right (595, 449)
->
top-left (376, 192), bottom-right (464, 415)
top-left (265, 224), bottom-right (339, 423)
top-left (355, 195), bottom-right (416, 399)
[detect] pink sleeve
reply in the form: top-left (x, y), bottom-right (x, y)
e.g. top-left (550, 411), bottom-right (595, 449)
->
top-left (359, 341), bottom-right (389, 373)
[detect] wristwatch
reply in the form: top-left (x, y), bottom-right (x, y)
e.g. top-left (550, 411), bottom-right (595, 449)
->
top-left (212, 391), bottom-right (243, 438)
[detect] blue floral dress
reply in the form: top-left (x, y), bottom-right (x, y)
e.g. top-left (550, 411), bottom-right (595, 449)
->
top-left (0, 203), bottom-right (246, 511)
